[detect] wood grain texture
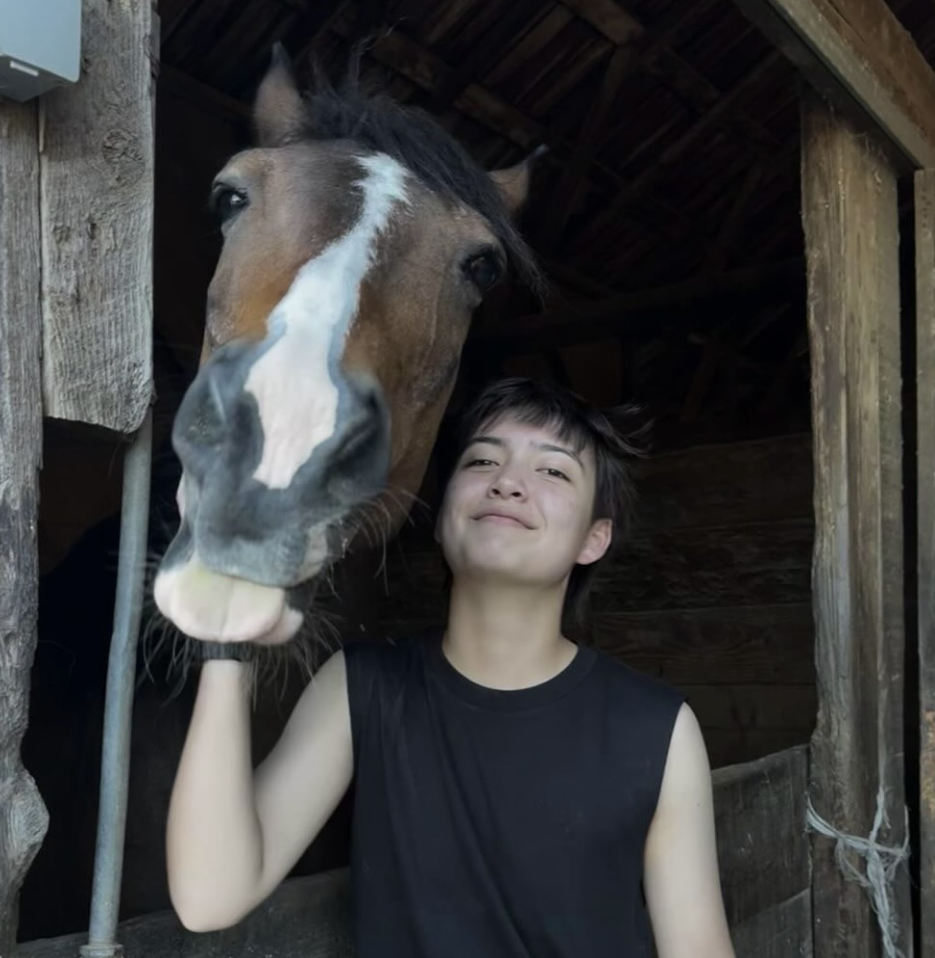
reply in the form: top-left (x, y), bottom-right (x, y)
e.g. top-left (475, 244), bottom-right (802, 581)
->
top-left (19, 868), bottom-right (353, 958)
top-left (730, 888), bottom-right (812, 958)
top-left (0, 100), bottom-right (51, 955)
top-left (39, 0), bottom-right (156, 432)
top-left (20, 751), bottom-right (810, 958)
top-left (801, 92), bottom-right (910, 958)
top-left (633, 433), bottom-right (813, 531)
top-left (728, 0), bottom-right (935, 167)
top-left (915, 165), bottom-right (935, 958)
top-left (713, 746), bottom-right (810, 929)
top-left (590, 605), bottom-right (816, 685)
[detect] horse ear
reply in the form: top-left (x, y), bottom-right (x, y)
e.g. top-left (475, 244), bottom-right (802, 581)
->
top-left (254, 44), bottom-right (306, 147)
top-left (489, 145), bottom-right (547, 215)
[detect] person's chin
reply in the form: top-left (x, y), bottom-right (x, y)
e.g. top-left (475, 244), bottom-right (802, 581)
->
top-left (460, 551), bottom-right (534, 581)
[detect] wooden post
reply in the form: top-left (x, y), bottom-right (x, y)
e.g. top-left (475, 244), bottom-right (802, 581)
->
top-left (39, 0), bottom-right (156, 433)
top-left (802, 91), bottom-right (911, 958)
top-left (916, 167), bottom-right (935, 958)
top-left (0, 102), bottom-right (50, 953)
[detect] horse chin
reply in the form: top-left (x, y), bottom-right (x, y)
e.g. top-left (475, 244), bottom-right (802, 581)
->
top-left (153, 554), bottom-right (307, 646)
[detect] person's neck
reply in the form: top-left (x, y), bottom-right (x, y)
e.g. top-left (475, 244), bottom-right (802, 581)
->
top-left (442, 578), bottom-right (577, 691)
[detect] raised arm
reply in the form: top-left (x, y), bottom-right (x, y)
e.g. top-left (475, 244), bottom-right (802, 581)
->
top-left (166, 649), bottom-right (352, 932)
top-left (643, 703), bottom-right (736, 958)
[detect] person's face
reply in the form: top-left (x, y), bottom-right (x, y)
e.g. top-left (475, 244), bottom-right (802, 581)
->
top-left (437, 415), bottom-right (612, 588)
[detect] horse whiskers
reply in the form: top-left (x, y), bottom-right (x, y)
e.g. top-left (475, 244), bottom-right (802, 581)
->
top-left (138, 598), bottom-right (345, 701)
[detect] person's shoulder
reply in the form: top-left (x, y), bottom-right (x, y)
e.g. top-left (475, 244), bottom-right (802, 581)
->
top-left (341, 630), bottom-right (437, 681)
top-left (589, 646), bottom-right (686, 712)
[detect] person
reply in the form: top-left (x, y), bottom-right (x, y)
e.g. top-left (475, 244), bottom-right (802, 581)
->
top-left (166, 377), bottom-right (736, 958)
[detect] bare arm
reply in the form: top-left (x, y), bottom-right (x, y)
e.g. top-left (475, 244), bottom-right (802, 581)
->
top-left (166, 650), bottom-right (352, 932)
top-left (643, 703), bottom-right (735, 958)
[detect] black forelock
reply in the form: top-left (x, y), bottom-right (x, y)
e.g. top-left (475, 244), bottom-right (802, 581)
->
top-left (296, 57), bottom-right (544, 293)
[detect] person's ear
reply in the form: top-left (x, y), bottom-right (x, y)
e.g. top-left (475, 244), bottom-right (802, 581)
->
top-left (577, 518), bottom-right (612, 566)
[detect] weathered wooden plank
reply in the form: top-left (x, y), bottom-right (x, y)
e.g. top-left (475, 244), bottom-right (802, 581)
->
top-left (380, 519), bottom-right (813, 615)
top-left (729, 0), bottom-right (935, 168)
top-left (20, 751), bottom-right (810, 958)
top-left (684, 684), bottom-right (816, 731)
top-left (595, 520), bottom-right (814, 611)
top-left (556, 0), bottom-right (642, 45)
top-left (39, 0), bottom-right (156, 432)
top-left (633, 433), bottom-right (813, 532)
top-left (469, 256), bottom-right (804, 354)
top-left (369, 602), bottom-right (816, 687)
top-left (915, 165), bottom-right (935, 958)
top-left (712, 746), bottom-right (810, 927)
top-left (537, 44), bottom-right (636, 252)
top-left (159, 63), bottom-right (251, 122)
top-left (0, 100), bottom-right (50, 955)
top-left (704, 729), bottom-right (810, 769)
top-left (801, 92), bottom-right (910, 958)
top-left (730, 888), bottom-right (813, 958)
top-left (19, 869), bottom-right (353, 958)
top-left (590, 605), bottom-right (815, 685)
top-left (483, 6), bottom-right (575, 89)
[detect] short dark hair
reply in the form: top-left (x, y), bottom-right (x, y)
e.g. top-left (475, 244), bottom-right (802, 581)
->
top-left (439, 377), bottom-right (646, 628)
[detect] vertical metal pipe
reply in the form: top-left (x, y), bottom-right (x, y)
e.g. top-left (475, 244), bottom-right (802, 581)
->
top-left (81, 408), bottom-right (153, 958)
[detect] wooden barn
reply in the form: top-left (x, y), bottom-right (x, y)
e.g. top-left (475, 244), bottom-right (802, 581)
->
top-left (2, 0), bottom-right (935, 956)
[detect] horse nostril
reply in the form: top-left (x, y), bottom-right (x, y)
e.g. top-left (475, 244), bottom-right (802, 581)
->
top-left (333, 376), bottom-right (386, 465)
top-left (172, 345), bottom-right (251, 472)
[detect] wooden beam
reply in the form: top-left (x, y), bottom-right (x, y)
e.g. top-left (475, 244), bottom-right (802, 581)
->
top-left (574, 51), bottom-right (783, 259)
top-left (20, 749), bottom-right (810, 957)
top-left (324, 17), bottom-right (713, 247)
top-left (538, 45), bottom-right (636, 253)
top-left (429, 3), bottom-right (548, 114)
top-left (703, 162), bottom-right (765, 274)
top-left (472, 256), bottom-right (804, 353)
top-left (159, 64), bottom-right (251, 123)
top-left (0, 99), bottom-right (49, 955)
top-left (802, 91), bottom-right (911, 958)
top-left (556, 0), bottom-right (642, 46)
top-left (713, 747), bottom-right (811, 954)
top-left (40, 0), bottom-right (156, 432)
top-left (679, 331), bottom-right (723, 423)
top-left (729, 0), bottom-right (935, 169)
top-left (916, 166), bottom-right (935, 958)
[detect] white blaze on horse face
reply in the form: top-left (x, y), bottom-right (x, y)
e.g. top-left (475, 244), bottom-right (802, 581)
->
top-left (245, 153), bottom-right (409, 490)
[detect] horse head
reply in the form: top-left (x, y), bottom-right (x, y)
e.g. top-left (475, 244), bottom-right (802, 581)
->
top-left (153, 48), bottom-right (540, 646)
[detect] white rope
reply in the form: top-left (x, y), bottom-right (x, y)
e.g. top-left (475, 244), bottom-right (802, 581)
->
top-left (806, 784), bottom-right (910, 958)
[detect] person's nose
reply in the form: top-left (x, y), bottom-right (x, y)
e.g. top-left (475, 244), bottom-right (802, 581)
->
top-left (489, 466), bottom-right (527, 500)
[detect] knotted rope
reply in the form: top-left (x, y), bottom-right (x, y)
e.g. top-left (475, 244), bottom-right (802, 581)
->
top-left (806, 784), bottom-right (910, 958)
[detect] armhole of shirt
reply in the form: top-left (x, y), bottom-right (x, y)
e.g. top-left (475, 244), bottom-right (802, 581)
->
top-left (343, 642), bottom-right (376, 766)
top-left (647, 687), bottom-right (690, 823)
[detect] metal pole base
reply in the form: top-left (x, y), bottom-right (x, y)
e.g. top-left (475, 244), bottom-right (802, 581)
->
top-left (80, 944), bottom-right (124, 958)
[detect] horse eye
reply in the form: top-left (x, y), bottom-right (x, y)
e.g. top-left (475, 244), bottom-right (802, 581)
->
top-left (210, 185), bottom-right (249, 224)
top-left (463, 251), bottom-right (502, 293)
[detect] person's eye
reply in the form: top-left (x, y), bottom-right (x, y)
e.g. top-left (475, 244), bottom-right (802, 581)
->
top-left (541, 467), bottom-right (570, 481)
top-left (464, 457), bottom-right (496, 468)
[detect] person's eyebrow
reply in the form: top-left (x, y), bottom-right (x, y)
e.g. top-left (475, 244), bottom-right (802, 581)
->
top-left (536, 442), bottom-right (585, 470)
top-left (467, 435), bottom-right (585, 471)
top-left (467, 435), bottom-right (505, 449)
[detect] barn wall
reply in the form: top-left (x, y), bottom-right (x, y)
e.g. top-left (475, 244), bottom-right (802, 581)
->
top-left (373, 430), bottom-right (816, 769)
top-left (19, 85), bottom-right (815, 942)
top-left (20, 746), bottom-right (811, 958)
top-left (19, 87), bottom-right (247, 943)
top-left (593, 432), bottom-right (816, 766)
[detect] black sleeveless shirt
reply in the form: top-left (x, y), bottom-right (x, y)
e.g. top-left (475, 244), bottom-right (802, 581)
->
top-left (343, 633), bottom-right (684, 958)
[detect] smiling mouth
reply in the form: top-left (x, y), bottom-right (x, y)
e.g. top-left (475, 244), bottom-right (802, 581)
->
top-left (475, 513), bottom-right (530, 528)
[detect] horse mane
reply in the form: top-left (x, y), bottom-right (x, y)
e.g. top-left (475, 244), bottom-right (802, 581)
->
top-left (298, 54), bottom-right (544, 294)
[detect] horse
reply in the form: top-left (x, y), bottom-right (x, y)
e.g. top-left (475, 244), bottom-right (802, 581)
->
top-left (153, 46), bottom-right (542, 651)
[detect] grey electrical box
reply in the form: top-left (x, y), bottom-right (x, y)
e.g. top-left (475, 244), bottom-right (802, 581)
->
top-left (0, 0), bottom-right (81, 102)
